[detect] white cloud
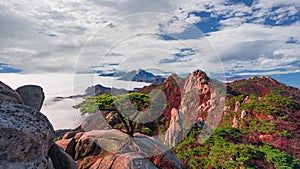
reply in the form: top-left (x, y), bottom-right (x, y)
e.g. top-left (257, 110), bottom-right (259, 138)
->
top-left (0, 0), bottom-right (299, 77)
top-left (207, 22), bottom-right (300, 73)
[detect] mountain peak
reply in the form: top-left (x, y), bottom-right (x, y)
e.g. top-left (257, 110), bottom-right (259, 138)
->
top-left (117, 69), bottom-right (166, 85)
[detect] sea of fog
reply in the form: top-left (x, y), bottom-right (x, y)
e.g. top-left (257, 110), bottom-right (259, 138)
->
top-left (0, 73), bottom-right (150, 130)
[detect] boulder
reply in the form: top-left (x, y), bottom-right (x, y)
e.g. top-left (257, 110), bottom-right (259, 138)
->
top-left (49, 143), bottom-right (78, 169)
top-left (56, 138), bottom-right (77, 158)
top-left (0, 101), bottom-right (54, 168)
top-left (62, 131), bottom-right (78, 140)
top-left (0, 81), bottom-right (23, 104)
top-left (234, 101), bottom-right (241, 112)
top-left (0, 156), bottom-right (54, 169)
top-left (74, 133), bottom-right (102, 160)
top-left (232, 116), bottom-right (238, 128)
top-left (0, 81), bottom-right (77, 169)
top-left (90, 153), bottom-right (157, 169)
top-left (56, 129), bottom-right (184, 169)
top-left (240, 110), bottom-right (247, 119)
top-left (16, 85), bottom-right (45, 111)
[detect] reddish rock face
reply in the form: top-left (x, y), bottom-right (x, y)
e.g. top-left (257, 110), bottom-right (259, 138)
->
top-left (74, 133), bottom-right (102, 161)
top-left (138, 74), bottom-right (185, 134)
top-left (56, 138), bottom-right (77, 158)
top-left (90, 153), bottom-right (158, 169)
top-left (165, 108), bottom-right (183, 147)
top-left (56, 129), bottom-right (184, 169)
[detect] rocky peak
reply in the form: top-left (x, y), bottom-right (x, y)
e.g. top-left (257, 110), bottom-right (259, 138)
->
top-left (183, 70), bottom-right (210, 92)
top-left (118, 69), bottom-right (166, 85)
top-left (0, 81), bottom-right (77, 169)
top-left (180, 70), bottom-right (211, 116)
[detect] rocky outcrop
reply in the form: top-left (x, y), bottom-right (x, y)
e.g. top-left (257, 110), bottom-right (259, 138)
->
top-left (90, 153), bottom-right (157, 169)
top-left (55, 138), bottom-right (77, 158)
top-left (178, 70), bottom-right (226, 131)
top-left (74, 133), bottom-right (101, 161)
top-left (56, 129), bottom-right (184, 169)
top-left (16, 85), bottom-right (45, 111)
top-left (234, 101), bottom-right (241, 112)
top-left (240, 110), bottom-right (247, 119)
top-left (0, 101), bottom-right (54, 168)
top-left (0, 81), bottom-right (23, 104)
top-left (180, 70), bottom-right (210, 120)
top-left (165, 108), bottom-right (183, 147)
top-left (0, 81), bottom-right (77, 169)
top-left (232, 116), bottom-right (238, 128)
top-left (49, 144), bottom-right (78, 169)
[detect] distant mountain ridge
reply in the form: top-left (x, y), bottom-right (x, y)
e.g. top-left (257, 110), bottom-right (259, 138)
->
top-left (100, 69), bottom-right (167, 85)
top-left (0, 63), bottom-right (21, 73)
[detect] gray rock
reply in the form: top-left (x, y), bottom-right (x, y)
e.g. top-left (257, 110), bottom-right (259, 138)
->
top-left (16, 85), bottom-right (45, 111)
top-left (0, 155), bottom-right (54, 169)
top-left (90, 153), bottom-right (158, 169)
top-left (49, 143), bottom-right (78, 169)
top-left (0, 101), bottom-right (54, 168)
top-left (0, 81), bottom-right (23, 104)
top-left (0, 81), bottom-right (77, 169)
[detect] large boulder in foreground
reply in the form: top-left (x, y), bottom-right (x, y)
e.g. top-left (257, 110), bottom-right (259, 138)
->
top-left (56, 129), bottom-right (184, 169)
top-left (0, 101), bottom-right (55, 168)
top-left (0, 81), bottom-right (77, 169)
top-left (16, 85), bottom-right (45, 111)
top-left (90, 153), bottom-right (157, 169)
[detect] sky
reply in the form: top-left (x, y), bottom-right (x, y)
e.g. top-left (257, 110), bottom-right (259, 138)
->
top-left (0, 0), bottom-right (300, 88)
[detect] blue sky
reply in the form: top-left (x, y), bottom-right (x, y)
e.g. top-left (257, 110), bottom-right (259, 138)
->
top-left (0, 0), bottom-right (299, 88)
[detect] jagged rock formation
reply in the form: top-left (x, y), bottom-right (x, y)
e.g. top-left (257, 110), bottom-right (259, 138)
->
top-left (0, 81), bottom-right (77, 169)
top-left (234, 101), bottom-right (241, 112)
top-left (16, 85), bottom-right (45, 111)
top-left (138, 70), bottom-right (225, 146)
top-left (180, 70), bottom-right (209, 116)
top-left (240, 110), bottom-right (247, 119)
top-left (232, 116), bottom-right (238, 128)
top-left (56, 129), bottom-right (184, 169)
top-left (179, 70), bottom-right (225, 131)
top-left (165, 108), bottom-right (183, 146)
top-left (174, 75), bottom-right (300, 168)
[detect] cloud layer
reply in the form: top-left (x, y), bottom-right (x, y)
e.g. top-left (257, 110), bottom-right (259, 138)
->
top-left (0, 0), bottom-right (299, 76)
